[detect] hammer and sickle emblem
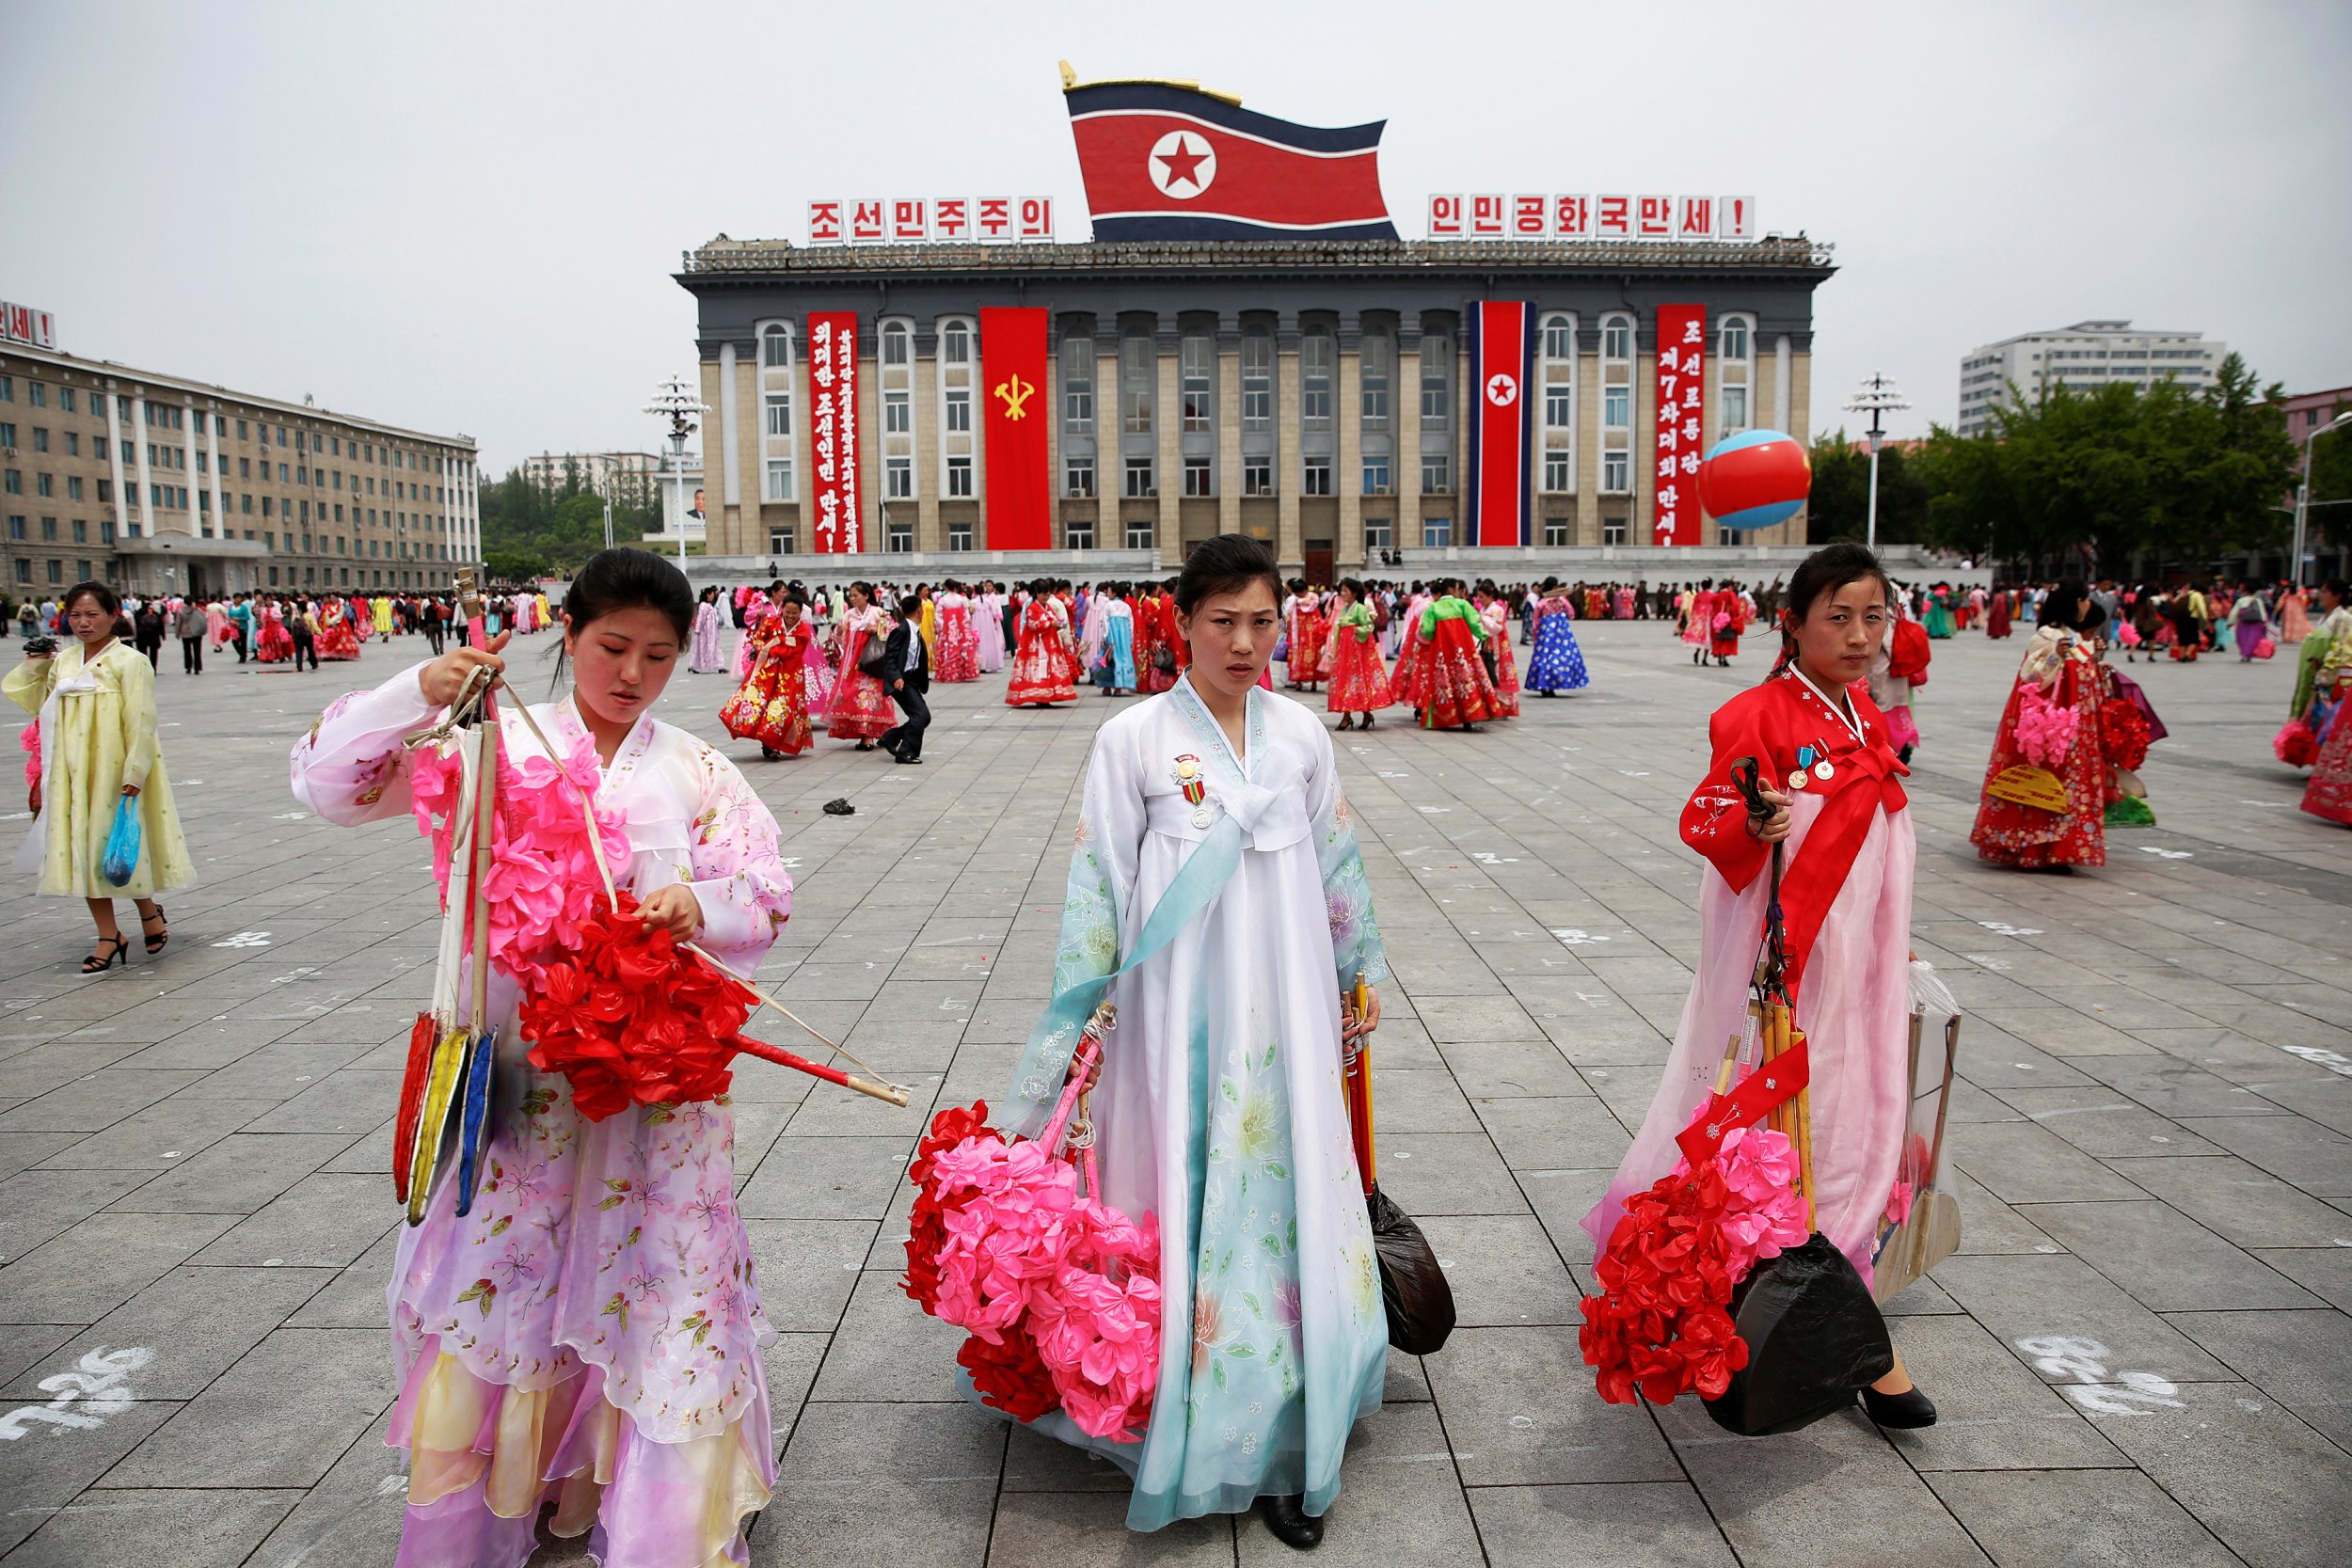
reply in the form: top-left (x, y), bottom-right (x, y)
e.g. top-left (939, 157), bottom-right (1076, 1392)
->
top-left (994, 373), bottom-right (1034, 420)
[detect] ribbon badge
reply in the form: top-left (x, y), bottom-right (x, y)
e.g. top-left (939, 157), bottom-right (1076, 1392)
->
top-left (1173, 753), bottom-right (1212, 830)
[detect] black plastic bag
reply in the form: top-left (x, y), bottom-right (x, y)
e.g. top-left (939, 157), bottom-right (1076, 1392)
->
top-left (1703, 1233), bottom-right (1892, 1436)
top-left (1368, 1183), bottom-right (1454, 1355)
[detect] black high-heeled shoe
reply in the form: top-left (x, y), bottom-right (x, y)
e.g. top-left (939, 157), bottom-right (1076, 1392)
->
top-left (81, 935), bottom-right (131, 974)
top-left (1862, 1383), bottom-right (1938, 1429)
top-left (1260, 1494), bottom-right (1324, 1551)
top-left (141, 908), bottom-right (169, 955)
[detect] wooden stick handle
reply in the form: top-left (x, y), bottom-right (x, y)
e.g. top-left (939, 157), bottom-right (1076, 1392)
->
top-left (734, 1036), bottom-right (910, 1106)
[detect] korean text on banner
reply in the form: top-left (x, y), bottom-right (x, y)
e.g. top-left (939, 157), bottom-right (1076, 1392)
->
top-left (807, 310), bottom-right (862, 553)
top-left (1653, 304), bottom-right (1707, 546)
top-left (1467, 301), bottom-right (1533, 547)
top-left (979, 307), bottom-right (1051, 550)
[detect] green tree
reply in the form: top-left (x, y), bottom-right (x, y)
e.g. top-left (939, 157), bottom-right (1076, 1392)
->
top-left (1804, 430), bottom-right (1929, 545)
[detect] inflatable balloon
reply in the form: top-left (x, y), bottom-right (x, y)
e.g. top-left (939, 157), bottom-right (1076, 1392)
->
top-left (1698, 429), bottom-right (1810, 531)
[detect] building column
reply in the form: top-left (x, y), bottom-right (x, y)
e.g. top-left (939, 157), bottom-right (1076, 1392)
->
top-left (718, 342), bottom-right (742, 543)
top-left (203, 408), bottom-right (224, 538)
top-left (103, 384), bottom-right (128, 537)
top-left (131, 391), bottom-right (154, 536)
top-left (1094, 337), bottom-right (1117, 547)
top-left (1576, 347), bottom-right (1601, 545)
top-left (1154, 325), bottom-right (1180, 566)
top-left (913, 330), bottom-right (938, 554)
top-left (1784, 347), bottom-right (1811, 546)
top-left (1216, 320), bottom-right (1242, 540)
top-left (1396, 336), bottom-right (1422, 552)
top-left (181, 397), bottom-right (200, 539)
top-left (1772, 337), bottom-right (1792, 441)
top-left (1336, 318), bottom-right (1362, 576)
top-left (1275, 315), bottom-right (1301, 571)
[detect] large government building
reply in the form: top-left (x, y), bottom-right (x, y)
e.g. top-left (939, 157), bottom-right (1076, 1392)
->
top-left (0, 333), bottom-right (482, 599)
top-left (677, 236), bottom-right (1835, 579)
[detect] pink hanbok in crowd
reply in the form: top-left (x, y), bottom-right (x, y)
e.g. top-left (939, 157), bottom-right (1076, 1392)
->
top-left (975, 590), bottom-right (1008, 673)
top-left (290, 664), bottom-right (795, 1568)
top-left (1584, 668), bottom-right (1918, 1291)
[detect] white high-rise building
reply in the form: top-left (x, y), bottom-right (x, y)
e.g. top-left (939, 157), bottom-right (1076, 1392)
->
top-left (1956, 320), bottom-right (2226, 437)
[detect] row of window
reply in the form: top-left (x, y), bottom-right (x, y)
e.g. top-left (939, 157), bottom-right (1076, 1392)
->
top-left (752, 512), bottom-right (1637, 558)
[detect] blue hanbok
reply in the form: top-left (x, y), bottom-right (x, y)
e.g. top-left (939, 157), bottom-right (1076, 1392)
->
top-left (1525, 594), bottom-right (1590, 693)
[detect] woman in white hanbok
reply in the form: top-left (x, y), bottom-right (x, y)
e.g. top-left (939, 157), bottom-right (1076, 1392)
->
top-left (993, 536), bottom-right (1390, 1548)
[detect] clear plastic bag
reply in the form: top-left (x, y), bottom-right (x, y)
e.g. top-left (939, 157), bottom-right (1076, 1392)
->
top-left (1867, 960), bottom-right (1964, 1303)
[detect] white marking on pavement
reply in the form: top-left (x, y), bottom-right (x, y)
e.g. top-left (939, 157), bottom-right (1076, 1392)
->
top-left (213, 932), bottom-right (273, 947)
top-left (0, 1347), bottom-right (155, 1439)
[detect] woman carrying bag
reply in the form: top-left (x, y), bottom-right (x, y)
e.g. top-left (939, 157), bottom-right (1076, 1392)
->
top-left (990, 534), bottom-right (1393, 1548)
top-left (8, 581), bottom-right (195, 971)
top-left (1582, 543), bottom-right (1937, 1429)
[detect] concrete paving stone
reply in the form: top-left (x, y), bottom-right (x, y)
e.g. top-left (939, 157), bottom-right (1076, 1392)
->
top-left (1928, 1251), bottom-right (2235, 1387)
top-left (1654, 1397), bottom-right (1993, 1568)
top-left (1471, 1094), bottom-right (1629, 1171)
top-left (2021, 1199), bottom-right (2325, 1312)
top-left (2174, 1114), bottom-right (2352, 1197)
top-left (2074, 1052), bottom-right (2292, 1118)
top-left (757, 1328), bottom-right (829, 1447)
top-left (233, 1068), bottom-right (401, 1134)
top-left (1424, 1326), bottom-right (1681, 1484)
top-left (0, 1165), bottom-right (159, 1264)
top-left (238, 1406), bottom-right (408, 1568)
top-left (1420, 995), bottom-right (1540, 1045)
top-left (735, 1134), bottom-right (912, 1220)
top-left (1924, 1468), bottom-right (2242, 1568)
top-left (987, 1489), bottom-right (1234, 1566)
top-left (0, 1400), bottom-right (182, 1557)
top-left (1880, 1313), bottom-right (2130, 1470)
top-left (1986, 1086), bottom-right (2225, 1160)
top-left (758, 1401), bottom-right (1004, 1567)
top-left (809, 1270), bottom-right (977, 1402)
top-left (0, 1069), bottom-right (211, 1134)
top-left (283, 1224), bottom-right (402, 1329)
top-left (783, 1070), bottom-right (944, 1139)
top-left (0, 1485), bottom-right (306, 1568)
top-left (103, 1132), bottom-right (359, 1215)
top-left (22, 1093), bottom-right (261, 1174)
top-left (2165, 1307), bottom-right (2352, 1449)
top-left (2248, 1246), bottom-right (2352, 1311)
top-left (1235, 1402), bottom-right (1482, 1566)
top-left (1369, 1133), bottom-right (1530, 1217)
top-left (740, 1218), bottom-right (872, 1332)
top-left (2101, 1153), bottom-right (2352, 1249)
top-left (0, 1323), bottom-right (80, 1387)
top-left (184, 1173), bottom-right (392, 1268)
top-left (101, 1326), bottom-right (389, 1489)
top-left (318, 1114), bottom-right (394, 1176)
top-left (1467, 1481), bottom-right (1738, 1568)
top-left (0, 1044), bottom-right (151, 1102)
top-left (109, 1016), bottom-right (301, 1071)
top-left (1000, 1423), bottom-right (1137, 1492)
top-left (2082, 1379), bottom-right (2352, 1568)
top-left (2, 1263), bottom-right (337, 1402)
top-left (1937, 1166), bottom-right (2062, 1256)
top-left (0, 1210), bottom-right (237, 1322)
top-left (1413, 1214), bottom-right (1581, 1328)
top-left (1428, 1039), bottom-right (1590, 1101)
top-left (1366, 1069), bottom-right (1482, 1133)
top-left (1947, 1119), bottom-right (2152, 1206)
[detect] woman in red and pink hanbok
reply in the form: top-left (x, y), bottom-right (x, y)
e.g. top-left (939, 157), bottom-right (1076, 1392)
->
top-left (1006, 581), bottom-right (1080, 705)
top-left (823, 583), bottom-right (895, 748)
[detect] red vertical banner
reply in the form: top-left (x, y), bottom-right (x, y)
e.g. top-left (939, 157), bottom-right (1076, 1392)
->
top-left (979, 306), bottom-right (1050, 550)
top-left (807, 311), bottom-right (862, 553)
top-left (1652, 304), bottom-right (1707, 546)
top-left (1468, 301), bottom-right (1533, 547)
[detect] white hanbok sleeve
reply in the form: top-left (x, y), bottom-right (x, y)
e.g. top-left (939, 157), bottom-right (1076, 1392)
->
top-left (288, 661), bottom-right (439, 826)
top-left (1305, 724), bottom-right (1389, 990)
top-left (1051, 718), bottom-right (1148, 996)
top-left (683, 742), bottom-right (793, 967)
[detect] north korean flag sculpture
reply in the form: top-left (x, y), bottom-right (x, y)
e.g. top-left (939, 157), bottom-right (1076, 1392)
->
top-left (1062, 67), bottom-right (1397, 241)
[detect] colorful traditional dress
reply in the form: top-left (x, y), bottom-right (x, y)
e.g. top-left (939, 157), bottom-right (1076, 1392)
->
top-left (2280, 589), bottom-right (2312, 644)
top-left (291, 671), bottom-right (792, 1568)
top-left (1417, 596), bottom-right (1497, 730)
top-left (1479, 601), bottom-right (1520, 718)
top-left (976, 592), bottom-right (1008, 673)
top-left (1682, 589), bottom-right (1715, 652)
top-left (994, 674), bottom-right (1388, 1529)
top-left (1133, 594), bottom-right (1176, 695)
top-left (734, 600), bottom-right (772, 682)
top-left (720, 617), bottom-right (816, 755)
top-left (204, 602), bottom-right (234, 648)
top-left (1526, 594), bottom-right (1590, 693)
top-left (2294, 605), bottom-right (2352, 718)
top-left (318, 600), bottom-right (365, 661)
top-left (934, 592), bottom-right (979, 683)
top-left (8, 639), bottom-right (197, 899)
top-left (1008, 594), bottom-right (1079, 705)
top-left (1923, 592), bottom-right (1956, 639)
top-left (256, 604), bottom-right (294, 663)
top-left (823, 606), bottom-right (895, 741)
top-left (689, 599), bottom-right (728, 673)
top-left (1388, 594), bottom-right (1433, 711)
top-left (1283, 595), bottom-right (1327, 689)
top-left (1985, 592), bottom-right (2012, 640)
top-left (1586, 669), bottom-right (1916, 1290)
top-left (1709, 593), bottom-right (1745, 662)
top-left (1970, 626), bottom-right (2108, 869)
top-left (1323, 601), bottom-right (1392, 713)
top-left (1100, 597), bottom-right (1136, 692)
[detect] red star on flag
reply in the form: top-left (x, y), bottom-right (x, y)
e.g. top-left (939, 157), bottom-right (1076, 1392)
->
top-left (1155, 135), bottom-right (1209, 191)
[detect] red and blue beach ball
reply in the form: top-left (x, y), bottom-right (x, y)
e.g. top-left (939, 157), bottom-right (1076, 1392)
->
top-left (1697, 429), bottom-right (1810, 531)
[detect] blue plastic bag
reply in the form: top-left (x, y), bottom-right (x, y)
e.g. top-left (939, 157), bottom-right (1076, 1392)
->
top-left (102, 794), bottom-right (141, 886)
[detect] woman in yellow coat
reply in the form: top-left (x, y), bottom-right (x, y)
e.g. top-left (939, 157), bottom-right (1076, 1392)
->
top-left (7, 581), bottom-right (196, 971)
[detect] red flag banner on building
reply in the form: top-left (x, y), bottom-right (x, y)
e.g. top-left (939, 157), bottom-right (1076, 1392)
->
top-left (1653, 304), bottom-right (1707, 546)
top-left (807, 310), bottom-right (862, 553)
top-left (1063, 78), bottom-right (1396, 241)
top-left (1467, 301), bottom-right (1534, 547)
top-left (980, 306), bottom-right (1050, 549)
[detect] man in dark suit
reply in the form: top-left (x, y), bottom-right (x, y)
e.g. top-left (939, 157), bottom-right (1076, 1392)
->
top-left (880, 596), bottom-right (930, 764)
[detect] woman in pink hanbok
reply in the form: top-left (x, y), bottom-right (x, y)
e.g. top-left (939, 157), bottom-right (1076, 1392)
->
top-left (822, 582), bottom-right (894, 747)
top-left (689, 586), bottom-right (729, 673)
top-left (975, 581), bottom-right (1008, 673)
top-left (933, 584), bottom-right (979, 683)
top-left (1583, 543), bottom-right (1939, 1431)
top-left (289, 548), bottom-right (794, 1568)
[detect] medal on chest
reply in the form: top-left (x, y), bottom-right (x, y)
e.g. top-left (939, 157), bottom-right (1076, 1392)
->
top-left (1173, 753), bottom-right (1212, 829)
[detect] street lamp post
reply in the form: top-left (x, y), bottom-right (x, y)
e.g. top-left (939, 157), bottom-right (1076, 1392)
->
top-left (2291, 411), bottom-right (2352, 589)
top-left (1844, 372), bottom-right (1911, 553)
top-left (644, 375), bottom-right (708, 572)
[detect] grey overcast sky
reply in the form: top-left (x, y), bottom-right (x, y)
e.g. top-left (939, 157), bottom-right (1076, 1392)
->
top-left (5, 0), bottom-right (2345, 471)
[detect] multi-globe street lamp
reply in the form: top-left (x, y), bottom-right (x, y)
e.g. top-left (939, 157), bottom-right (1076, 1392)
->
top-left (644, 375), bottom-right (708, 570)
top-left (1844, 371), bottom-right (1911, 553)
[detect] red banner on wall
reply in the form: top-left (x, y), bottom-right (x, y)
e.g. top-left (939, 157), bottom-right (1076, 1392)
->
top-left (807, 310), bottom-right (862, 553)
top-left (979, 306), bottom-right (1050, 550)
top-left (1467, 300), bottom-right (1533, 547)
top-left (1653, 304), bottom-right (1707, 546)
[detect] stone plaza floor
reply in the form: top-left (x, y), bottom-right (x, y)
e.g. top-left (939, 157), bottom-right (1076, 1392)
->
top-left (2, 617), bottom-right (2350, 1568)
